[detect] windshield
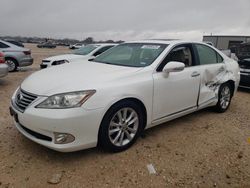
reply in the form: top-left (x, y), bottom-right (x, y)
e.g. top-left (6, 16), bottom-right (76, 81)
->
top-left (73, 44), bottom-right (99, 55)
top-left (93, 43), bottom-right (167, 67)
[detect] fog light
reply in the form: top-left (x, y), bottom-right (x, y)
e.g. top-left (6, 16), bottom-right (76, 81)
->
top-left (54, 133), bottom-right (75, 144)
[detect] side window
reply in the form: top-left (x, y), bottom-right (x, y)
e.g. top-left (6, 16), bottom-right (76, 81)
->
top-left (0, 42), bottom-right (9, 48)
top-left (196, 44), bottom-right (223, 65)
top-left (93, 46), bottom-right (113, 56)
top-left (157, 44), bottom-right (194, 71)
top-left (216, 53), bottom-right (223, 63)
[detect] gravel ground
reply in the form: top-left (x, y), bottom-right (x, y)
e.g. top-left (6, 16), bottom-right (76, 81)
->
top-left (0, 44), bottom-right (249, 188)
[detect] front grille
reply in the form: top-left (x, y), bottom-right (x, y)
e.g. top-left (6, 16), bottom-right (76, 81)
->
top-left (20, 124), bottom-right (52, 142)
top-left (15, 89), bottom-right (37, 112)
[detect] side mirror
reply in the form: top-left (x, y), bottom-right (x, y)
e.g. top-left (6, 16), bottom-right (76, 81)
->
top-left (163, 61), bottom-right (185, 73)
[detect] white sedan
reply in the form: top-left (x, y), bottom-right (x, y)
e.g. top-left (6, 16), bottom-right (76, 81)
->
top-left (40, 43), bottom-right (117, 69)
top-left (10, 40), bottom-right (240, 152)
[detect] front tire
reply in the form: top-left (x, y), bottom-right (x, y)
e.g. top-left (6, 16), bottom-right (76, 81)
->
top-left (214, 83), bottom-right (232, 113)
top-left (98, 101), bottom-right (144, 152)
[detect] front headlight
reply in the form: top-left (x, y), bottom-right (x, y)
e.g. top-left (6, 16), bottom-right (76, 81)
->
top-left (36, 90), bottom-right (96, 109)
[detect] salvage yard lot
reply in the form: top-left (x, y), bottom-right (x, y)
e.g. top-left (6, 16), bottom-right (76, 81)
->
top-left (0, 44), bottom-right (249, 187)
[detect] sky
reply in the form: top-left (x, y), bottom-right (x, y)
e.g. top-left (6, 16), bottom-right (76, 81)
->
top-left (0, 0), bottom-right (250, 41)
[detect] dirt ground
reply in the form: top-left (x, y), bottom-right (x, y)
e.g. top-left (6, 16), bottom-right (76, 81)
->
top-left (0, 44), bottom-right (249, 188)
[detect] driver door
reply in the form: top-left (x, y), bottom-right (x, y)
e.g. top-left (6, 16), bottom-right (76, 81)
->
top-left (152, 44), bottom-right (200, 120)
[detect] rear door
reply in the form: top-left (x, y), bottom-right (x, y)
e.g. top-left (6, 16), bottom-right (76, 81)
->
top-left (193, 44), bottom-right (226, 106)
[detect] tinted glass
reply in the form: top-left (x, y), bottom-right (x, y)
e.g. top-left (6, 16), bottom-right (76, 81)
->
top-left (0, 42), bottom-right (9, 48)
top-left (196, 44), bottom-right (223, 65)
top-left (94, 43), bottom-right (167, 67)
top-left (217, 53), bottom-right (223, 63)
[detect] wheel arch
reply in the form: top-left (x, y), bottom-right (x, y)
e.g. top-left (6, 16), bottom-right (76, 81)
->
top-left (97, 97), bottom-right (148, 144)
top-left (224, 80), bottom-right (235, 96)
top-left (5, 56), bottom-right (19, 65)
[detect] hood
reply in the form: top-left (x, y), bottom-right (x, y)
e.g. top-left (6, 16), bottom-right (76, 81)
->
top-left (43, 54), bottom-right (86, 62)
top-left (21, 61), bottom-right (143, 96)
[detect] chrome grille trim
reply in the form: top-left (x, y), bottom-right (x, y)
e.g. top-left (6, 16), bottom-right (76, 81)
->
top-left (14, 89), bottom-right (37, 113)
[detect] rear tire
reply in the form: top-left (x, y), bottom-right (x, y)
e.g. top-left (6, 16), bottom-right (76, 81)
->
top-left (5, 58), bottom-right (18, 72)
top-left (98, 100), bottom-right (144, 152)
top-left (214, 83), bottom-right (232, 113)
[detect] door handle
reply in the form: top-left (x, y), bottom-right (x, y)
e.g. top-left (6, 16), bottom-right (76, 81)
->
top-left (191, 71), bottom-right (200, 77)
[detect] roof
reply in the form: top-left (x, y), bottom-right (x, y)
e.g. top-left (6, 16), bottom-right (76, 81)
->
top-left (148, 39), bottom-right (179, 41)
top-left (90, 43), bottom-right (118, 46)
top-left (125, 39), bottom-right (191, 45)
top-left (203, 35), bottom-right (250, 38)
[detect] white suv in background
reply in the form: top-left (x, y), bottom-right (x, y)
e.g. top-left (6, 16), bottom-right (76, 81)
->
top-left (40, 43), bottom-right (117, 69)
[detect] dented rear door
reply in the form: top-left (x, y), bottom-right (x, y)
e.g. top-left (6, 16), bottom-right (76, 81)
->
top-left (194, 44), bottom-right (226, 106)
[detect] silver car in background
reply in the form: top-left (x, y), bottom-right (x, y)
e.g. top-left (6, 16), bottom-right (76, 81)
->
top-left (0, 52), bottom-right (8, 78)
top-left (0, 40), bottom-right (33, 72)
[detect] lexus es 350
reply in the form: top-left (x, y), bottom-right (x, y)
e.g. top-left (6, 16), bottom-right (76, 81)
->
top-left (10, 40), bottom-right (240, 152)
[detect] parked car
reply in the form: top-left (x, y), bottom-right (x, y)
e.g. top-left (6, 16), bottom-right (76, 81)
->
top-left (40, 43), bottom-right (117, 69)
top-left (4, 40), bottom-right (24, 47)
top-left (0, 40), bottom-right (33, 72)
top-left (10, 40), bottom-right (240, 152)
top-left (0, 52), bottom-right (8, 78)
top-left (37, 42), bottom-right (56, 49)
top-left (238, 58), bottom-right (250, 88)
top-left (69, 43), bottom-right (83, 49)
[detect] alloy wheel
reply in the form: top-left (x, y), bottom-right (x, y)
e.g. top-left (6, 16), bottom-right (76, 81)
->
top-left (6, 59), bottom-right (16, 72)
top-left (220, 86), bottom-right (231, 109)
top-left (108, 107), bottom-right (139, 147)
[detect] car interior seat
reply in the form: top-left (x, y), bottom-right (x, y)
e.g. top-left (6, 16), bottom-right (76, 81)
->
top-left (171, 49), bottom-right (186, 64)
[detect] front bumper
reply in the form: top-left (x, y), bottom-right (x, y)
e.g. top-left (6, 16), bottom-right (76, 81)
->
top-left (0, 64), bottom-right (8, 77)
top-left (10, 97), bottom-right (104, 152)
